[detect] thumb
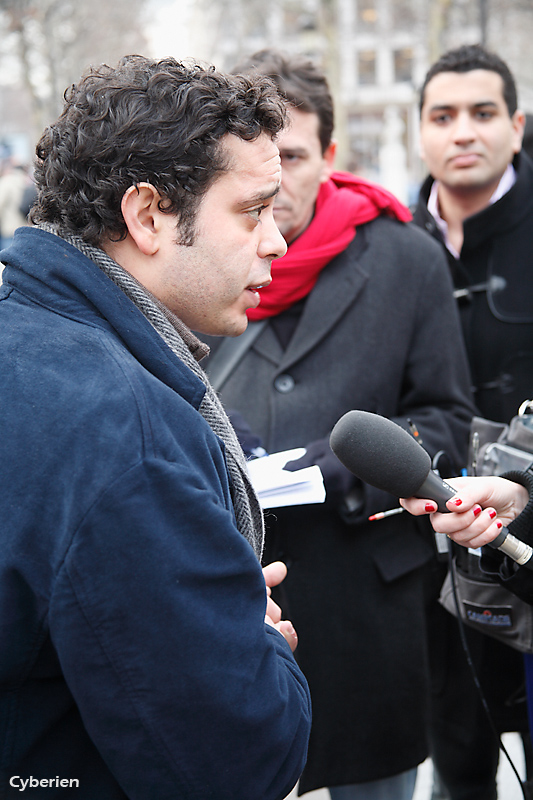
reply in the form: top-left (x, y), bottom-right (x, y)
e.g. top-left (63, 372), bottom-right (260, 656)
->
top-left (262, 561), bottom-right (288, 590)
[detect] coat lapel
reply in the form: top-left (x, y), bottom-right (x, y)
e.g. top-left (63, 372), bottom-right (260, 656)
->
top-left (277, 230), bottom-right (370, 369)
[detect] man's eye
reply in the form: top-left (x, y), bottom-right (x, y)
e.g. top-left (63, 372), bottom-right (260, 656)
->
top-left (476, 110), bottom-right (494, 120)
top-left (248, 206), bottom-right (266, 221)
top-left (433, 113), bottom-right (451, 125)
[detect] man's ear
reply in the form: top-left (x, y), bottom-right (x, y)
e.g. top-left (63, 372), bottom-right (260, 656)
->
top-left (320, 140), bottom-right (337, 183)
top-left (120, 183), bottom-right (163, 255)
top-left (512, 109), bottom-right (526, 155)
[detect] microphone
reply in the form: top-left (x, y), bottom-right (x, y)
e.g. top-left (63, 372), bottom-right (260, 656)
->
top-left (330, 410), bottom-right (533, 570)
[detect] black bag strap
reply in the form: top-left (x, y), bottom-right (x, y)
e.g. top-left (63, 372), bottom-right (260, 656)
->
top-left (206, 320), bottom-right (267, 392)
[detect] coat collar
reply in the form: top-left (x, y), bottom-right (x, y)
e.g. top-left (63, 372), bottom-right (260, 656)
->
top-left (253, 229), bottom-right (371, 370)
top-left (414, 151), bottom-right (533, 253)
top-left (1, 227), bottom-right (207, 409)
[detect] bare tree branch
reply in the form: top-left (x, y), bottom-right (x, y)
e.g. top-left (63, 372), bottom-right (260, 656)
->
top-left (0, 0), bottom-right (148, 138)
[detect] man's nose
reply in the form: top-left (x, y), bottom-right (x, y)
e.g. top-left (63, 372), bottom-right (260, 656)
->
top-left (453, 111), bottom-right (477, 143)
top-left (259, 214), bottom-right (287, 260)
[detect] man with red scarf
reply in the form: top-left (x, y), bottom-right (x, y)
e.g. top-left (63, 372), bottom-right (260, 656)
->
top-left (201, 50), bottom-right (476, 800)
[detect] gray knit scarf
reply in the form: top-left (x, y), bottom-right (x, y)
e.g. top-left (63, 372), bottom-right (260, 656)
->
top-left (39, 224), bottom-right (265, 559)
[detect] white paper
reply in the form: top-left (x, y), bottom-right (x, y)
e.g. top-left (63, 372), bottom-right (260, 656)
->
top-left (247, 448), bottom-right (326, 509)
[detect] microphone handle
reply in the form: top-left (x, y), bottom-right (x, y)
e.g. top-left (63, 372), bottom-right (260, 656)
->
top-left (416, 470), bottom-right (533, 571)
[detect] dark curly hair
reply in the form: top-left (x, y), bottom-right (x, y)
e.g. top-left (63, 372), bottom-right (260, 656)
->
top-left (419, 44), bottom-right (518, 117)
top-left (31, 55), bottom-right (287, 246)
top-left (232, 49), bottom-right (334, 155)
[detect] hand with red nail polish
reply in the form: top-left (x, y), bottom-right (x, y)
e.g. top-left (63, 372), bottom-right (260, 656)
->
top-left (399, 476), bottom-right (529, 551)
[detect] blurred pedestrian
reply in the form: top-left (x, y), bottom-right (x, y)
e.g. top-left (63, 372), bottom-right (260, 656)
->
top-left (0, 160), bottom-right (30, 249)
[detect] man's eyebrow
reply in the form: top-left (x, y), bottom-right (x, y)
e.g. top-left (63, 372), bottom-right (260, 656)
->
top-left (237, 185), bottom-right (281, 207)
top-left (471, 101), bottom-right (500, 109)
top-left (279, 146), bottom-right (308, 155)
top-left (428, 100), bottom-right (499, 113)
top-left (427, 103), bottom-right (454, 112)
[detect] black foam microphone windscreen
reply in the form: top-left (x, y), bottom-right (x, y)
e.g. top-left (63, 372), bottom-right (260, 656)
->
top-left (329, 410), bottom-right (431, 497)
top-left (329, 409), bottom-right (533, 569)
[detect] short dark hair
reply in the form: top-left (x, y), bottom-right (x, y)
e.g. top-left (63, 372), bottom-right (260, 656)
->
top-left (232, 49), bottom-right (334, 154)
top-left (31, 55), bottom-right (287, 247)
top-left (419, 44), bottom-right (518, 117)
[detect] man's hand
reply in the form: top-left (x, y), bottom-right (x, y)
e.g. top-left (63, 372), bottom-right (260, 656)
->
top-left (262, 561), bottom-right (298, 652)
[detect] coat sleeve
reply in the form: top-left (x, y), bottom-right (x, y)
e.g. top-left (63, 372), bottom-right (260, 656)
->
top-left (49, 456), bottom-right (311, 800)
top-left (480, 469), bottom-right (533, 605)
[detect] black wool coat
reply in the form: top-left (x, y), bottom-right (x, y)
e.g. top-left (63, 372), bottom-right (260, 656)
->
top-left (413, 151), bottom-right (533, 424)
top-left (202, 215), bottom-right (475, 791)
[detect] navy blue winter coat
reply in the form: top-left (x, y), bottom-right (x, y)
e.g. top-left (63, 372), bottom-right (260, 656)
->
top-left (0, 227), bottom-right (311, 800)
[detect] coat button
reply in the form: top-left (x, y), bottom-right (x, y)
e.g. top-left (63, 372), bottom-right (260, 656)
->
top-left (274, 374), bottom-right (295, 393)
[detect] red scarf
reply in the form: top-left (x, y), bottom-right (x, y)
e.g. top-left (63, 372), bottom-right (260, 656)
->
top-left (247, 171), bottom-right (412, 321)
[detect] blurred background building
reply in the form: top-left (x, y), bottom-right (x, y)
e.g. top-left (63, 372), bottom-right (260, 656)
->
top-left (0, 0), bottom-right (532, 203)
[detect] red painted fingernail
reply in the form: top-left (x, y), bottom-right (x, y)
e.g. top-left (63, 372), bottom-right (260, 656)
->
top-left (496, 521), bottom-right (503, 529)
top-left (425, 503), bottom-right (436, 512)
top-left (489, 510), bottom-right (497, 519)
top-left (473, 505), bottom-right (482, 517)
top-left (452, 498), bottom-right (462, 506)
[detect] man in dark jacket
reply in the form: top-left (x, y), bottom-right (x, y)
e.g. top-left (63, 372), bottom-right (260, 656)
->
top-left (0, 55), bottom-right (312, 800)
top-left (413, 43), bottom-right (533, 800)
top-left (201, 49), bottom-right (476, 800)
